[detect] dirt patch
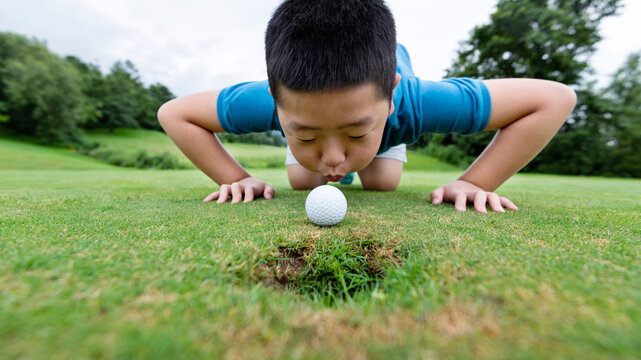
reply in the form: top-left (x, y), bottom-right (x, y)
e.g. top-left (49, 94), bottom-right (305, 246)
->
top-left (273, 246), bottom-right (309, 286)
top-left (260, 229), bottom-right (403, 305)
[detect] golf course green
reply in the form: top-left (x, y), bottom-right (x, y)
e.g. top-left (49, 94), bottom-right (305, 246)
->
top-left (1, 132), bottom-right (639, 359)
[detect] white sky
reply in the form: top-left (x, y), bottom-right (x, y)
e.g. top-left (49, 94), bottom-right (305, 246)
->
top-left (1, 0), bottom-right (640, 97)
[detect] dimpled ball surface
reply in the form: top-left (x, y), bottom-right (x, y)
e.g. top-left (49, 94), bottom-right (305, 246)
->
top-left (305, 185), bottom-right (347, 226)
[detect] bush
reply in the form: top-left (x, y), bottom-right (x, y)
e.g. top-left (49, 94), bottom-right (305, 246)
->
top-left (217, 131), bottom-right (286, 147)
top-left (77, 145), bottom-right (188, 170)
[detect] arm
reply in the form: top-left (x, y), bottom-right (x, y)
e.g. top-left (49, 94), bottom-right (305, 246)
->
top-left (431, 78), bottom-right (577, 212)
top-left (157, 90), bottom-right (274, 203)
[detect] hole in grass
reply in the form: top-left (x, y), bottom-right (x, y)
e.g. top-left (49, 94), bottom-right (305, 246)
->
top-left (260, 229), bottom-right (402, 307)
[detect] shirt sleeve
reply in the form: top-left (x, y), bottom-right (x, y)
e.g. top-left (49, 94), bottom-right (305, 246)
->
top-left (216, 80), bottom-right (282, 134)
top-left (412, 77), bottom-right (492, 135)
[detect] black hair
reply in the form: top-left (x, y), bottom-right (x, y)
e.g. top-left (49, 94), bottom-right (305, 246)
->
top-left (265, 0), bottom-right (397, 105)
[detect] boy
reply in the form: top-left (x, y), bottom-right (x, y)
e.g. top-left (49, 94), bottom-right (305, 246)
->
top-left (157, 0), bottom-right (576, 213)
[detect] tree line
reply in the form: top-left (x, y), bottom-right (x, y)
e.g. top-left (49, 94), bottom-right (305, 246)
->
top-left (1, 0), bottom-right (639, 176)
top-left (0, 31), bottom-right (285, 149)
top-left (0, 32), bottom-right (175, 146)
top-left (412, 0), bottom-right (641, 178)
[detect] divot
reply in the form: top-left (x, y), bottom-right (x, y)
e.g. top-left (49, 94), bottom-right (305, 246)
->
top-left (260, 229), bottom-right (403, 306)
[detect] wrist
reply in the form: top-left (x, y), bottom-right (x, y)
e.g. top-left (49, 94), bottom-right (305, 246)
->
top-left (457, 176), bottom-right (488, 191)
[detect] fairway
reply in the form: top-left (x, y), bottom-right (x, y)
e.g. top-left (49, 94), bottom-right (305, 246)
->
top-left (1, 141), bottom-right (640, 359)
top-left (84, 129), bottom-right (289, 170)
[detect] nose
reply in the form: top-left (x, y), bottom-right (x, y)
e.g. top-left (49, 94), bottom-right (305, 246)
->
top-left (321, 140), bottom-right (345, 169)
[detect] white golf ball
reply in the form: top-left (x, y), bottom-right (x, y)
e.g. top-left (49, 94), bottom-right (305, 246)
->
top-left (305, 185), bottom-right (347, 226)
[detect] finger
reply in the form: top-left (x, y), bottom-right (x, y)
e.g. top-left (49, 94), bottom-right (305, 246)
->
top-left (203, 191), bottom-right (219, 202)
top-left (500, 196), bottom-right (519, 211)
top-left (487, 192), bottom-right (505, 213)
top-left (430, 187), bottom-right (444, 204)
top-left (230, 182), bottom-right (243, 203)
top-left (473, 191), bottom-right (488, 213)
top-left (217, 185), bottom-right (230, 204)
top-left (244, 186), bottom-right (255, 203)
top-left (264, 185), bottom-right (275, 200)
top-left (454, 192), bottom-right (467, 211)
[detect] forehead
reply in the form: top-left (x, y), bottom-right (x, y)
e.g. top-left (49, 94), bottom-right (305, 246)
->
top-left (276, 82), bottom-right (388, 127)
top-left (278, 82), bottom-right (385, 110)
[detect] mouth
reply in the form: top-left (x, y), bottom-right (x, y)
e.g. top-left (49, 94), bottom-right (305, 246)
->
top-left (326, 175), bottom-right (345, 182)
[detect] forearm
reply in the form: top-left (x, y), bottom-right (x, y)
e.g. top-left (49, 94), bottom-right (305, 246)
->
top-left (160, 118), bottom-right (250, 185)
top-left (459, 106), bottom-right (569, 192)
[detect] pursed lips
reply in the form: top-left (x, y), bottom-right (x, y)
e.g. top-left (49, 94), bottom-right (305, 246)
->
top-left (326, 175), bottom-right (344, 182)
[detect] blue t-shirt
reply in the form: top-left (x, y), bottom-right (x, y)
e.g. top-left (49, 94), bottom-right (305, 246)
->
top-left (217, 44), bottom-right (492, 154)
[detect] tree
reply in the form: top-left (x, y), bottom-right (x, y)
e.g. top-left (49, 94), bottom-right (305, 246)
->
top-left (98, 61), bottom-right (174, 131)
top-left (0, 32), bottom-right (86, 145)
top-left (448, 0), bottom-right (620, 84)
top-left (99, 60), bottom-right (145, 130)
top-left (140, 83), bottom-right (175, 130)
top-left (0, 32), bottom-right (178, 145)
top-left (413, 0), bottom-right (623, 175)
top-left (605, 51), bottom-right (641, 177)
top-left (64, 56), bottom-right (107, 129)
top-left (527, 83), bottom-right (617, 175)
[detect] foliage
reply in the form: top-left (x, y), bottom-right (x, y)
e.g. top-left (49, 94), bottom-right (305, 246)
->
top-left (144, 83), bottom-right (175, 130)
top-left (605, 51), bottom-right (641, 177)
top-left (414, 0), bottom-right (639, 177)
top-left (527, 83), bottom-right (618, 175)
top-left (217, 130), bottom-right (286, 147)
top-left (100, 61), bottom-right (166, 131)
top-left (64, 55), bottom-right (106, 129)
top-left (0, 33), bottom-right (86, 145)
top-left (0, 32), bottom-right (175, 145)
top-left (76, 142), bottom-right (188, 169)
top-left (447, 0), bottom-right (621, 84)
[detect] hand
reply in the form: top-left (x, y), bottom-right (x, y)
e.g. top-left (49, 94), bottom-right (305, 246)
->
top-left (430, 180), bottom-right (518, 213)
top-left (203, 176), bottom-right (275, 204)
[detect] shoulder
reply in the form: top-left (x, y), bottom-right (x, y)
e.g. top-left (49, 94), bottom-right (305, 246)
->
top-left (394, 76), bottom-right (492, 135)
top-left (217, 80), bottom-right (280, 134)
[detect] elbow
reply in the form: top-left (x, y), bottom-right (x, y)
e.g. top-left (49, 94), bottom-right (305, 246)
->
top-left (554, 82), bottom-right (577, 116)
top-left (542, 82), bottom-right (577, 127)
top-left (157, 99), bottom-right (176, 130)
top-left (559, 84), bottom-right (577, 128)
top-left (563, 84), bottom-right (578, 113)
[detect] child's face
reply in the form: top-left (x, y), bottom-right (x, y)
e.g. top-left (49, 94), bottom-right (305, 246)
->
top-left (274, 75), bottom-right (399, 182)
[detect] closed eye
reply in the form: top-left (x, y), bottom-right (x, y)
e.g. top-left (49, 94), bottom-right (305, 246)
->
top-left (297, 138), bottom-right (315, 143)
top-left (349, 135), bottom-right (366, 140)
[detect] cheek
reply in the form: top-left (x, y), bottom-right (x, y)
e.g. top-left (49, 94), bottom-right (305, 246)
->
top-left (347, 142), bottom-right (379, 169)
top-left (290, 145), bottom-right (320, 168)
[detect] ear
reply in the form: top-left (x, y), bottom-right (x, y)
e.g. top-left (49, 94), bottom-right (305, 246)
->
top-left (268, 87), bottom-right (273, 97)
top-left (388, 73), bottom-right (402, 116)
top-left (393, 73), bottom-right (402, 89)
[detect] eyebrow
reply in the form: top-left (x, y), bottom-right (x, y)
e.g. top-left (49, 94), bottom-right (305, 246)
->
top-left (288, 117), bottom-right (375, 131)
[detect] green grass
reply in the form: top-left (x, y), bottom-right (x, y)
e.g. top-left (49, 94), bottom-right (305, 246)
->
top-left (85, 129), bottom-right (288, 169)
top-left (1, 137), bottom-right (640, 359)
top-left (405, 150), bottom-right (460, 171)
top-left (0, 137), bottom-right (115, 170)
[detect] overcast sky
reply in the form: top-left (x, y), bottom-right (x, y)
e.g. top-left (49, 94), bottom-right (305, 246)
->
top-left (2, 0), bottom-right (640, 97)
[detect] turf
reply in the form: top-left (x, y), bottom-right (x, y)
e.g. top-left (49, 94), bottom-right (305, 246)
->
top-left (85, 129), bottom-right (288, 169)
top-left (1, 138), bottom-right (640, 359)
top-left (0, 137), bottom-right (115, 170)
